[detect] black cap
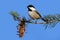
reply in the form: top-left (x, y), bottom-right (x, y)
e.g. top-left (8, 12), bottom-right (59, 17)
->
top-left (27, 5), bottom-right (35, 8)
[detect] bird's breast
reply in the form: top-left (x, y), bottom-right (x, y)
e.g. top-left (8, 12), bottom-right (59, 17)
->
top-left (28, 11), bottom-right (40, 19)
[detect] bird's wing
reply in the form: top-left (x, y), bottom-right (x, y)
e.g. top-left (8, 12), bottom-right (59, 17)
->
top-left (35, 11), bottom-right (42, 18)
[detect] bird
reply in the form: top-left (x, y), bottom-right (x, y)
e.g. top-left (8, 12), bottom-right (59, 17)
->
top-left (27, 5), bottom-right (49, 24)
top-left (27, 5), bottom-right (42, 20)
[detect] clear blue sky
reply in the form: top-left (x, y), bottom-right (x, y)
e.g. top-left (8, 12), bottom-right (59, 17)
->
top-left (0, 0), bottom-right (60, 40)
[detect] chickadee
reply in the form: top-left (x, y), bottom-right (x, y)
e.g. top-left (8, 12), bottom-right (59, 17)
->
top-left (27, 4), bottom-right (48, 24)
top-left (27, 5), bottom-right (42, 20)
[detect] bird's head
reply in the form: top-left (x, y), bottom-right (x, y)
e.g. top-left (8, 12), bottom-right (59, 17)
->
top-left (27, 5), bottom-right (36, 11)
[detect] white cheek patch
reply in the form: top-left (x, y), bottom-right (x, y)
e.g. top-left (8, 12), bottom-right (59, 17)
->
top-left (29, 7), bottom-right (36, 10)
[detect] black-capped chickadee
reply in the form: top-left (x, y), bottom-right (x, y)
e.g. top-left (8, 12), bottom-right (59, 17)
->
top-left (27, 5), bottom-right (48, 23)
top-left (27, 5), bottom-right (42, 20)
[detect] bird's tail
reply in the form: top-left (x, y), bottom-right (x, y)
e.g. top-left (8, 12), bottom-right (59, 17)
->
top-left (41, 17), bottom-right (48, 23)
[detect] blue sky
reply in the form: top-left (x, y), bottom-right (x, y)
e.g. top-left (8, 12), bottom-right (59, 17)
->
top-left (0, 0), bottom-right (60, 40)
